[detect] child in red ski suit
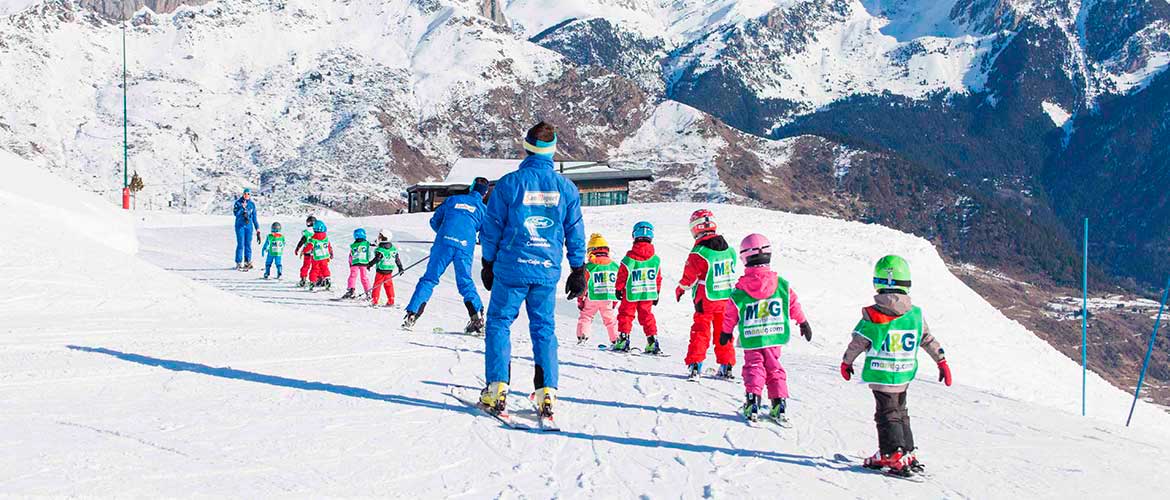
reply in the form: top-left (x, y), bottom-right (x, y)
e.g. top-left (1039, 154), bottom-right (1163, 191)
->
top-left (577, 233), bottom-right (620, 344)
top-left (295, 228), bottom-right (314, 287)
top-left (613, 221), bottom-right (662, 354)
top-left (675, 209), bottom-right (738, 378)
top-left (307, 220), bottom-right (333, 289)
top-left (365, 229), bottom-right (405, 306)
top-left (720, 233), bottom-right (813, 422)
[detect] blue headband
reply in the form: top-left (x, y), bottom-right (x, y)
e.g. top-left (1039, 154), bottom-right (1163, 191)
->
top-left (524, 134), bottom-right (557, 156)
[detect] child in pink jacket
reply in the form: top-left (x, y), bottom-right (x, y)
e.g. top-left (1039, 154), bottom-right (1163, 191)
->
top-left (719, 233), bottom-right (814, 423)
top-left (577, 233), bottom-right (620, 344)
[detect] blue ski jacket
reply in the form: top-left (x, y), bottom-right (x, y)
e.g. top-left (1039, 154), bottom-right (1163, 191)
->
top-left (233, 197), bottom-right (259, 230)
top-left (430, 192), bottom-right (486, 251)
top-left (481, 155), bottom-right (586, 285)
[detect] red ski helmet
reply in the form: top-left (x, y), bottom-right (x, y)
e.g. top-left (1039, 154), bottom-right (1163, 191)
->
top-left (689, 209), bottom-right (717, 239)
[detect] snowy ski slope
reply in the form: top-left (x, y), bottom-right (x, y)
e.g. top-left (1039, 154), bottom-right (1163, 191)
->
top-left (3, 153), bottom-right (1169, 497)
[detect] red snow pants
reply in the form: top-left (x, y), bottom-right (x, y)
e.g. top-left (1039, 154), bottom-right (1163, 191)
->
top-left (617, 300), bottom-right (657, 336)
top-left (299, 253), bottom-right (313, 279)
top-left (309, 258), bottom-right (331, 282)
top-left (371, 272), bottom-right (396, 305)
top-left (685, 298), bottom-right (736, 366)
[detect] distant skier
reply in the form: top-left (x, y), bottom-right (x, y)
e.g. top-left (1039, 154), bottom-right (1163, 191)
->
top-left (675, 209), bottom-right (738, 379)
top-left (840, 255), bottom-right (952, 477)
top-left (478, 121), bottom-right (586, 422)
top-left (718, 234), bottom-right (813, 422)
top-left (342, 228), bottom-right (373, 300)
top-left (365, 229), bottom-right (405, 307)
top-left (260, 222), bottom-right (285, 280)
top-left (613, 221), bottom-right (662, 354)
top-left (402, 176), bottom-right (491, 333)
top-left (295, 216), bottom-right (316, 287)
top-left (576, 233), bottom-right (619, 345)
top-left (232, 188), bottom-right (260, 271)
top-left (307, 219), bottom-right (334, 291)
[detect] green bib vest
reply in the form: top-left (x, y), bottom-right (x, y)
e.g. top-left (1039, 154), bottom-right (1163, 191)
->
top-left (374, 245), bottom-right (399, 272)
top-left (693, 245), bottom-right (737, 300)
top-left (621, 255), bottom-right (660, 302)
top-left (350, 240), bottom-right (372, 265)
top-left (855, 306), bottom-right (924, 386)
top-left (730, 276), bottom-right (791, 349)
top-left (586, 261), bottom-right (620, 301)
top-left (311, 236), bottom-right (331, 261)
top-left (266, 234), bottom-right (285, 256)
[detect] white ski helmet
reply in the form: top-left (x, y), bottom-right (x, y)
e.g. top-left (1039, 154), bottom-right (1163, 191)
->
top-left (378, 229), bottom-right (394, 241)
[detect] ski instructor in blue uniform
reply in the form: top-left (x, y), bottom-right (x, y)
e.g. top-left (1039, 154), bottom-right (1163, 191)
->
top-left (477, 122), bottom-right (587, 420)
top-left (402, 176), bottom-right (491, 333)
top-left (233, 188), bottom-right (260, 271)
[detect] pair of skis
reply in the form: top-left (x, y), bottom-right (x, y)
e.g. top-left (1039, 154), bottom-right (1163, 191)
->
top-left (448, 386), bottom-right (559, 432)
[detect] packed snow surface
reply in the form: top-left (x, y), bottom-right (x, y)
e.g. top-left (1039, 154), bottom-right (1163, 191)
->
top-left (3, 158), bottom-right (1170, 496)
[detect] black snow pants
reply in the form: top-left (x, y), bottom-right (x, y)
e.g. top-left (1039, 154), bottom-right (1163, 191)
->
top-left (874, 390), bottom-right (915, 455)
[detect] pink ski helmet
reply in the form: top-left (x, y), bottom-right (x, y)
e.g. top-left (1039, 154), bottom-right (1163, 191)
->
top-left (739, 233), bottom-right (772, 264)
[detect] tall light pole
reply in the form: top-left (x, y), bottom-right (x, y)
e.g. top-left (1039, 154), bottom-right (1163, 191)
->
top-left (121, 22), bottom-right (130, 210)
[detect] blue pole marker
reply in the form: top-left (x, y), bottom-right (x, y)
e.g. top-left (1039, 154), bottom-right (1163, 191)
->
top-left (1082, 218), bottom-right (1088, 416)
top-left (1126, 276), bottom-right (1170, 427)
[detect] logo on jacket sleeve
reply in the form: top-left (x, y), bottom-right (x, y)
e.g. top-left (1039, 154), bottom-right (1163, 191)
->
top-left (523, 191), bottom-right (561, 207)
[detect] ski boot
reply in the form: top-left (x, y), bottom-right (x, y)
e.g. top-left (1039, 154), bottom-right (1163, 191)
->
top-left (479, 382), bottom-right (509, 414)
top-left (340, 288), bottom-right (356, 300)
top-left (276, 272), bottom-right (282, 280)
top-left (532, 387), bottom-right (556, 417)
top-left (577, 335), bottom-right (590, 345)
top-left (235, 263), bottom-right (244, 271)
top-left (297, 277), bottom-right (307, 287)
top-left (612, 333), bottom-right (631, 352)
top-left (715, 364), bottom-right (736, 380)
top-left (243, 261), bottom-right (253, 271)
top-left (863, 449), bottom-right (909, 475)
top-left (769, 398), bottom-right (788, 424)
top-left (465, 310), bottom-right (485, 336)
top-left (262, 273), bottom-right (270, 280)
top-left (687, 362), bottom-right (703, 380)
top-left (401, 312), bottom-right (419, 330)
top-left (905, 448), bottom-right (925, 473)
top-left (643, 335), bottom-right (661, 355)
top-left (323, 278), bottom-right (332, 291)
top-left (740, 393), bottom-right (761, 422)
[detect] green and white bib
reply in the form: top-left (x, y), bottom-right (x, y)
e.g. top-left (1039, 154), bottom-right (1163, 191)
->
top-left (730, 276), bottom-right (791, 349)
top-left (621, 255), bottom-right (661, 302)
top-left (350, 240), bottom-right (372, 265)
top-left (693, 245), bottom-right (737, 300)
top-left (311, 236), bottom-right (331, 261)
top-left (374, 245), bottom-right (399, 273)
top-left (586, 261), bottom-right (620, 301)
top-left (855, 307), bottom-right (923, 386)
top-left (266, 234), bottom-right (285, 256)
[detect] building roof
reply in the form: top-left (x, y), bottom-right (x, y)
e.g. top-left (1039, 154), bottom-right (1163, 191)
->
top-left (409, 158), bottom-right (653, 191)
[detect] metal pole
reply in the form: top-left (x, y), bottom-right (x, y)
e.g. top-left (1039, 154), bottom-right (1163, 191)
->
top-left (1082, 218), bottom-right (1088, 416)
top-left (121, 23), bottom-right (130, 210)
top-left (1127, 276), bottom-right (1170, 427)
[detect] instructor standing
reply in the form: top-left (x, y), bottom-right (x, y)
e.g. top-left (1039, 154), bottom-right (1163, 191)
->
top-left (232, 188), bottom-right (260, 271)
top-left (477, 122), bottom-right (587, 420)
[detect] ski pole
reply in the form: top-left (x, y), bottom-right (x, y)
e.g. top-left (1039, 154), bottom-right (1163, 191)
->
top-left (1126, 275), bottom-right (1170, 427)
top-left (395, 255), bottom-right (431, 278)
top-left (396, 240), bottom-right (435, 245)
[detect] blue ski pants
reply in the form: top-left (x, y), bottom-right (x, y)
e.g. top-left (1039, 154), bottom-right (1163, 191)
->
top-left (405, 243), bottom-right (482, 314)
top-left (264, 254), bottom-right (282, 277)
top-left (485, 280), bottom-right (559, 389)
top-left (234, 224), bottom-right (253, 264)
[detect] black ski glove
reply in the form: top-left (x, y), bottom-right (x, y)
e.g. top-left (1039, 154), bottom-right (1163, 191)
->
top-left (480, 259), bottom-right (494, 291)
top-left (566, 266), bottom-right (587, 300)
top-left (616, 289), bottom-right (625, 301)
top-left (719, 332), bottom-right (733, 346)
top-left (653, 298), bottom-right (659, 306)
top-left (255, 231), bottom-right (262, 244)
top-left (799, 322), bottom-right (813, 342)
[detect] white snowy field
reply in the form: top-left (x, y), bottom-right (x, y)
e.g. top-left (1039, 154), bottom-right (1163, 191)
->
top-left (3, 153), bottom-right (1170, 497)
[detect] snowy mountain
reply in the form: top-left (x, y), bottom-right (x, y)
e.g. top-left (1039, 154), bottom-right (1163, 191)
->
top-left (4, 149), bottom-right (1170, 495)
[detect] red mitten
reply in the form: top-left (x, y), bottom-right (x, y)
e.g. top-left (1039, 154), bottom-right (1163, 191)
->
top-left (938, 360), bottom-right (953, 386)
top-left (674, 286), bottom-right (685, 302)
top-left (840, 362), bottom-right (853, 381)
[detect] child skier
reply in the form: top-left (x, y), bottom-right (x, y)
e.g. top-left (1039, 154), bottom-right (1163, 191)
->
top-left (307, 219), bottom-right (333, 291)
top-left (577, 233), bottom-right (620, 345)
top-left (295, 215), bottom-right (316, 287)
top-left (840, 255), bottom-right (951, 476)
top-left (613, 221), bottom-right (662, 354)
top-left (342, 228), bottom-right (373, 299)
top-left (719, 234), bottom-right (813, 422)
top-left (675, 209), bottom-right (738, 379)
top-left (365, 229), bottom-right (405, 307)
top-left (260, 222), bottom-right (285, 279)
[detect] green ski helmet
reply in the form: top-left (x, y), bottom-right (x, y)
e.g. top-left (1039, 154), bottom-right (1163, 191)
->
top-left (873, 255), bottom-right (912, 293)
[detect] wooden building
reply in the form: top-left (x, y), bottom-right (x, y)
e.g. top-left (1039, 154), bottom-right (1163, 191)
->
top-left (406, 159), bottom-right (653, 213)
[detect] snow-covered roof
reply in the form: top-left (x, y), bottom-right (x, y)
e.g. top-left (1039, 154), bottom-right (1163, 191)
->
top-left (411, 158), bottom-right (653, 190)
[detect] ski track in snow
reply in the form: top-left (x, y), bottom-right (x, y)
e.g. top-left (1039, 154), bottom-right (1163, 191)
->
top-left (4, 154), bottom-right (1170, 495)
